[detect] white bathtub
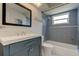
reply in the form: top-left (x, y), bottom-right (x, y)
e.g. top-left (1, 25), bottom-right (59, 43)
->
top-left (42, 40), bottom-right (79, 56)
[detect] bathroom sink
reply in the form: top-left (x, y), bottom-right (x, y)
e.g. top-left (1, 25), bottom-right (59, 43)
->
top-left (0, 33), bottom-right (42, 46)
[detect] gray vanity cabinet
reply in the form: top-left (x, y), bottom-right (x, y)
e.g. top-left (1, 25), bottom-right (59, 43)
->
top-left (0, 37), bottom-right (41, 56)
top-left (29, 45), bottom-right (40, 56)
top-left (29, 41), bottom-right (41, 56)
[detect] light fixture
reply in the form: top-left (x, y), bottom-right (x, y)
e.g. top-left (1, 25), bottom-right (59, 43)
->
top-left (33, 3), bottom-right (42, 7)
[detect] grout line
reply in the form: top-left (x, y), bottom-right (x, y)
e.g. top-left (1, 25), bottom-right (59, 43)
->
top-left (49, 25), bottom-right (79, 28)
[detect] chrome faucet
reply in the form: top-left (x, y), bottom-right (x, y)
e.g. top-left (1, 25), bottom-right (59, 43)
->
top-left (16, 31), bottom-right (26, 36)
top-left (22, 31), bottom-right (25, 35)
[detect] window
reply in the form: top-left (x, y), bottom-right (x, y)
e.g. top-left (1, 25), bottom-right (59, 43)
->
top-left (52, 12), bottom-right (69, 24)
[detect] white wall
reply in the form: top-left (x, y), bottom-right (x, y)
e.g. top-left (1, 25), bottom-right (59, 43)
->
top-left (0, 3), bottom-right (2, 25)
top-left (0, 3), bottom-right (43, 37)
top-left (21, 3), bottom-right (43, 34)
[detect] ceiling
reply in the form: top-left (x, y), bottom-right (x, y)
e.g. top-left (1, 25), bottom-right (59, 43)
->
top-left (31, 3), bottom-right (67, 12)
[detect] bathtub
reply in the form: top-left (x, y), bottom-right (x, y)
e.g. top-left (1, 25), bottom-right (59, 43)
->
top-left (42, 40), bottom-right (79, 56)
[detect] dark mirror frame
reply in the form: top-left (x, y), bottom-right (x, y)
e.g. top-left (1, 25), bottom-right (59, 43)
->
top-left (2, 3), bottom-right (32, 27)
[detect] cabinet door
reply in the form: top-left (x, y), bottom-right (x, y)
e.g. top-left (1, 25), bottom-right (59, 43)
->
top-left (3, 45), bottom-right (10, 56)
top-left (29, 45), bottom-right (40, 56)
top-left (11, 48), bottom-right (29, 56)
top-left (29, 37), bottom-right (41, 56)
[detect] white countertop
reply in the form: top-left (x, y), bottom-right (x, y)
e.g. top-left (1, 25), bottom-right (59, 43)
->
top-left (0, 34), bottom-right (42, 46)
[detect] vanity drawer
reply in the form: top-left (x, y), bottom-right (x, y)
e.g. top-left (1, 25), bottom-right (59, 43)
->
top-left (9, 37), bottom-right (41, 55)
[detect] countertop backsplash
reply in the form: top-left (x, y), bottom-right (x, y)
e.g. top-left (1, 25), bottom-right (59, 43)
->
top-left (0, 26), bottom-right (36, 37)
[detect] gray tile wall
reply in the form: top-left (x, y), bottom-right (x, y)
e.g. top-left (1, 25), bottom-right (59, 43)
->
top-left (47, 9), bottom-right (77, 45)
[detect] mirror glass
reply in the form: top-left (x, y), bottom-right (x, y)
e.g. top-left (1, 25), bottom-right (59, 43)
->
top-left (3, 3), bottom-right (32, 27)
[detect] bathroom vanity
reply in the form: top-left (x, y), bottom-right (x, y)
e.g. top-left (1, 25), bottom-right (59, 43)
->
top-left (0, 34), bottom-right (41, 56)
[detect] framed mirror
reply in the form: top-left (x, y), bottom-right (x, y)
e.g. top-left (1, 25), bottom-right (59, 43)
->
top-left (2, 3), bottom-right (32, 27)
